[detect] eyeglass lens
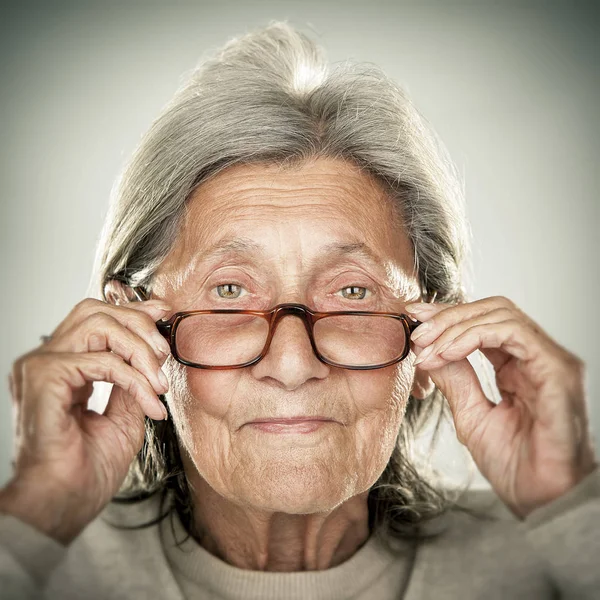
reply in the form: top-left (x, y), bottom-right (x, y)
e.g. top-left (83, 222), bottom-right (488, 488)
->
top-left (174, 313), bottom-right (406, 367)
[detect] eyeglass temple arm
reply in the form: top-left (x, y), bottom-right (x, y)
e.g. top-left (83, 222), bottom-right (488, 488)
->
top-left (131, 286), bottom-right (150, 302)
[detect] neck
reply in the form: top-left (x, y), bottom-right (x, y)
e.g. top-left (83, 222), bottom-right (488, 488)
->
top-left (183, 469), bottom-right (371, 572)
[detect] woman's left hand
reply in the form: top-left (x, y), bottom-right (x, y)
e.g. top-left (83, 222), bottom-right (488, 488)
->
top-left (405, 295), bottom-right (598, 519)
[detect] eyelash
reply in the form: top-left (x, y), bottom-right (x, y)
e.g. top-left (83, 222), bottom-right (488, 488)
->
top-left (214, 283), bottom-right (372, 300)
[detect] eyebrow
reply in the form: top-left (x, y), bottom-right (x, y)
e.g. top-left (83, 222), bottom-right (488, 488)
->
top-left (198, 236), bottom-right (419, 299)
top-left (201, 237), bottom-right (386, 269)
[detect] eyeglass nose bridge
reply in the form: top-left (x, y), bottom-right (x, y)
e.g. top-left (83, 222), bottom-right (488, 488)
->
top-left (259, 303), bottom-right (322, 365)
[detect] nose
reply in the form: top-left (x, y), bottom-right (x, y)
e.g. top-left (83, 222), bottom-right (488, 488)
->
top-left (249, 313), bottom-right (329, 391)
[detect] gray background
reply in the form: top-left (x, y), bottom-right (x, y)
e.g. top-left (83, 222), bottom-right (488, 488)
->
top-left (1, 0), bottom-right (598, 489)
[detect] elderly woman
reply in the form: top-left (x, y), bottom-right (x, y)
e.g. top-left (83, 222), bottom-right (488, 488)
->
top-left (1, 21), bottom-right (598, 600)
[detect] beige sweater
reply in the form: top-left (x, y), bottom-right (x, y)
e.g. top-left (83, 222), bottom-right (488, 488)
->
top-left (1, 467), bottom-right (599, 599)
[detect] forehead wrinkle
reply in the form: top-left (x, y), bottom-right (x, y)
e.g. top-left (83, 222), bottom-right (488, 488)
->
top-left (203, 167), bottom-right (378, 197)
top-left (168, 164), bottom-right (414, 279)
top-left (195, 236), bottom-right (412, 293)
top-left (204, 198), bottom-right (370, 222)
top-left (196, 177), bottom-right (385, 216)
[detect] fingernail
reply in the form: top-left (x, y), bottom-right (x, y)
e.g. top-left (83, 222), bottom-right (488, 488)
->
top-left (414, 345), bottom-right (434, 365)
top-left (156, 397), bottom-right (168, 420)
top-left (411, 321), bottom-right (431, 341)
top-left (153, 335), bottom-right (171, 357)
top-left (158, 368), bottom-right (169, 392)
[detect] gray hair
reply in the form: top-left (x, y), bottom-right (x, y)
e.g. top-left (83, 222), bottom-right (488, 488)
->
top-left (93, 20), bottom-right (487, 549)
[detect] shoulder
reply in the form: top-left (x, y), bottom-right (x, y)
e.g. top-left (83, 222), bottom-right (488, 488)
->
top-left (417, 484), bottom-right (526, 547)
top-left (45, 492), bottom-right (180, 600)
top-left (402, 471), bottom-right (600, 598)
top-left (415, 486), bottom-right (548, 588)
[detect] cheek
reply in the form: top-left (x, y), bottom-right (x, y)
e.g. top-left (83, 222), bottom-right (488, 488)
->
top-left (346, 362), bottom-right (412, 423)
top-left (163, 358), bottom-right (241, 457)
top-left (345, 363), bottom-right (413, 466)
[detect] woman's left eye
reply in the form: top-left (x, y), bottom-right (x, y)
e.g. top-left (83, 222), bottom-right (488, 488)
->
top-left (338, 286), bottom-right (370, 300)
top-left (215, 284), bottom-right (246, 299)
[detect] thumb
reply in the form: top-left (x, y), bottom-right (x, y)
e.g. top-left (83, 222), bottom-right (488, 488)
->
top-left (103, 384), bottom-right (147, 454)
top-left (423, 355), bottom-right (495, 446)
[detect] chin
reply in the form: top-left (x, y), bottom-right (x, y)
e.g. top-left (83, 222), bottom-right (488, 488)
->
top-left (245, 486), bottom-right (350, 515)
top-left (235, 458), bottom-right (359, 514)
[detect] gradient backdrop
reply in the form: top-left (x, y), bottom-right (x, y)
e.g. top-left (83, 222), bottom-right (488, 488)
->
top-left (1, 0), bottom-right (598, 488)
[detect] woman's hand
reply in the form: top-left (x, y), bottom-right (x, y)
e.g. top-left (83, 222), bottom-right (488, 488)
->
top-left (405, 295), bottom-right (598, 519)
top-left (0, 298), bottom-right (172, 545)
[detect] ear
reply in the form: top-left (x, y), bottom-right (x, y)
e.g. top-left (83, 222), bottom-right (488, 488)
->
top-left (411, 366), bottom-right (436, 399)
top-left (103, 278), bottom-right (140, 306)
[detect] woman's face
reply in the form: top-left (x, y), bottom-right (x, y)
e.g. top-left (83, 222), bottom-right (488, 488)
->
top-left (153, 157), bottom-right (424, 514)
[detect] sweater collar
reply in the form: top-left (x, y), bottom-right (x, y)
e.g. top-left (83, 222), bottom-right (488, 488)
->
top-left (159, 502), bottom-right (416, 600)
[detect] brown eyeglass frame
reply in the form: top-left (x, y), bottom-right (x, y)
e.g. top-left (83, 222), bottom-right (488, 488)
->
top-left (128, 284), bottom-right (424, 371)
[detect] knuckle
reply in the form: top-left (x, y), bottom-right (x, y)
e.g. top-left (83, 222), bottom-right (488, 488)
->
top-left (490, 295), bottom-right (516, 310)
top-left (102, 349), bottom-right (124, 369)
top-left (75, 297), bottom-right (105, 314)
top-left (139, 347), bottom-right (160, 375)
top-left (104, 354), bottom-right (145, 395)
top-left (85, 311), bottom-right (116, 330)
top-left (127, 375), bottom-right (148, 402)
top-left (87, 331), bottom-right (107, 351)
top-left (21, 352), bottom-right (51, 375)
top-left (12, 348), bottom-right (41, 370)
top-left (19, 353), bottom-right (57, 394)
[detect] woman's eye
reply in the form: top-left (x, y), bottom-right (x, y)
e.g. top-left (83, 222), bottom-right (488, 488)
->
top-left (339, 286), bottom-right (369, 300)
top-left (215, 284), bottom-right (245, 299)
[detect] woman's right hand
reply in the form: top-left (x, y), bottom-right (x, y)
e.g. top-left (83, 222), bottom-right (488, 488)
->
top-left (0, 297), bottom-right (173, 546)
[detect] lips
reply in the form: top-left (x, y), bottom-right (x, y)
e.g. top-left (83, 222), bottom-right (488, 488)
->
top-left (247, 419), bottom-right (334, 435)
top-left (247, 417), bottom-right (334, 425)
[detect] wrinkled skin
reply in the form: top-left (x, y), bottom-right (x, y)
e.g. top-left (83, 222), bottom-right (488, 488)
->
top-left (150, 156), bottom-right (431, 570)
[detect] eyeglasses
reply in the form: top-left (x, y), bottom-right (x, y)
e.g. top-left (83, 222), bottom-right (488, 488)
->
top-left (128, 285), bottom-right (423, 371)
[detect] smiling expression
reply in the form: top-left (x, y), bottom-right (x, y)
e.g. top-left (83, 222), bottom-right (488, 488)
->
top-left (152, 156), bottom-right (422, 513)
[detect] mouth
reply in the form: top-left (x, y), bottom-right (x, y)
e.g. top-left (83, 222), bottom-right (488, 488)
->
top-left (243, 417), bottom-right (336, 435)
top-left (248, 416), bottom-right (334, 424)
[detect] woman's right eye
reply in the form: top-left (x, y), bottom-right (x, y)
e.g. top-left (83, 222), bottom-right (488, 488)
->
top-left (215, 284), bottom-right (245, 299)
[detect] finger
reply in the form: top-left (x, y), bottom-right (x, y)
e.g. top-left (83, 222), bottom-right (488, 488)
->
top-left (407, 296), bottom-right (543, 348)
top-left (20, 351), bottom-right (167, 424)
top-left (46, 312), bottom-right (169, 397)
top-left (415, 319), bottom-right (569, 390)
top-left (11, 346), bottom-right (44, 408)
top-left (411, 307), bottom-right (515, 370)
top-left (101, 384), bottom-right (148, 455)
top-left (47, 298), bottom-right (172, 360)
